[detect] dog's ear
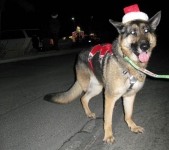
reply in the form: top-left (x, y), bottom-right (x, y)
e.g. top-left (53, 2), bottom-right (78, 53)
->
top-left (109, 19), bottom-right (124, 34)
top-left (148, 11), bottom-right (161, 30)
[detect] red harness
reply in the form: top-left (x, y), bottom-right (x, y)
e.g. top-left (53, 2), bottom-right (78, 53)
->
top-left (88, 43), bottom-right (138, 90)
top-left (88, 43), bottom-right (113, 70)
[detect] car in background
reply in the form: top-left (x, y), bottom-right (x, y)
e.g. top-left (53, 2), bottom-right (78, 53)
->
top-left (42, 36), bottom-right (74, 51)
top-left (0, 29), bottom-right (42, 59)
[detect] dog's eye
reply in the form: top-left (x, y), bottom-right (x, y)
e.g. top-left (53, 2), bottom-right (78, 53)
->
top-left (130, 30), bottom-right (136, 35)
top-left (144, 29), bottom-right (149, 33)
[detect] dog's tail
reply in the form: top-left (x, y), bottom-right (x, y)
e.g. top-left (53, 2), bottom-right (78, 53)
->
top-left (43, 81), bottom-right (83, 104)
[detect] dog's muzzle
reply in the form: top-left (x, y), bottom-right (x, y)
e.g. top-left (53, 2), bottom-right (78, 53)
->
top-left (131, 40), bottom-right (150, 63)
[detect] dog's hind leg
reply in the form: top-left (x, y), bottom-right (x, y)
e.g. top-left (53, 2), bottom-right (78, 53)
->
top-left (76, 64), bottom-right (103, 118)
top-left (81, 76), bottom-right (103, 118)
top-left (123, 94), bottom-right (144, 133)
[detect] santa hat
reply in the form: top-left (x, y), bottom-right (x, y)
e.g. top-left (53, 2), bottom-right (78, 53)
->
top-left (51, 12), bottom-right (58, 18)
top-left (122, 4), bottom-right (149, 23)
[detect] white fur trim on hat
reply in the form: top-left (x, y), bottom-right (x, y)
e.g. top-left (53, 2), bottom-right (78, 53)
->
top-left (122, 11), bottom-right (149, 23)
top-left (51, 14), bottom-right (58, 18)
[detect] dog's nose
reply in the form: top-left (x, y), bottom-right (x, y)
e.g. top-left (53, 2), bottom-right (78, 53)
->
top-left (140, 41), bottom-right (150, 51)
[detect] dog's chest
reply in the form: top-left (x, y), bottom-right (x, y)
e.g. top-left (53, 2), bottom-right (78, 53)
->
top-left (105, 59), bottom-right (146, 92)
top-left (125, 79), bottom-right (145, 96)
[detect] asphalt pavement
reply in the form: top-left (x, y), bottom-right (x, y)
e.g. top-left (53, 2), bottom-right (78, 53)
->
top-left (0, 43), bottom-right (169, 150)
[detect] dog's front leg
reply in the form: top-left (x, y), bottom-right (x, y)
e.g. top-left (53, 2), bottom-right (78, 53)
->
top-left (103, 94), bottom-right (118, 143)
top-left (123, 94), bottom-right (144, 133)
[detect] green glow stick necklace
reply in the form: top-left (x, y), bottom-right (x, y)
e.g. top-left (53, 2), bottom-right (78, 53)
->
top-left (124, 56), bottom-right (169, 79)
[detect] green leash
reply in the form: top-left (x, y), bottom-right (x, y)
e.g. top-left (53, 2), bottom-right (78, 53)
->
top-left (124, 56), bottom-right (169, 79)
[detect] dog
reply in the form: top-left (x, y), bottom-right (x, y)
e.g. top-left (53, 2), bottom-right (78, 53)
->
top-left (44, 4), bottom-right (161, 143)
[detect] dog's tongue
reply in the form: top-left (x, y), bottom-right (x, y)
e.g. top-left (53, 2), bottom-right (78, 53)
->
top-left (139, 52), bottom-right (149, 62)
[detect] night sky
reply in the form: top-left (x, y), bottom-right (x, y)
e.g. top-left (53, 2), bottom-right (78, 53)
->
top-left (1, 0), bottom-right (167, 40)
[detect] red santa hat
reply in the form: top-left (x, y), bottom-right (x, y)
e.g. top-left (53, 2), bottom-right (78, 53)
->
top-left (122, 4), bottom-right (149, 23)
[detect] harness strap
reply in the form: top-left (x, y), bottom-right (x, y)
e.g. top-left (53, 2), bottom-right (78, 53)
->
top-left (88, 43), bottom-right (113, 70)
top-left (88, 44), bottom-right (138, 90)
top-left (123, 71), bottom-right (137, 90)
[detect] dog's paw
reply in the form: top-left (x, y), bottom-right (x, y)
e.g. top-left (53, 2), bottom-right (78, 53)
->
top-left (87, 112), bottom-right (96, 119)
top-left (103, 136), bottom-right (115, 143)
top-left (130, 125), bottom-right (144, 133)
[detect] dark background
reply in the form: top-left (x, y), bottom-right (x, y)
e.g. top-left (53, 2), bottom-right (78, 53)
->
top-left (1, 0), bottom-right (168, 42)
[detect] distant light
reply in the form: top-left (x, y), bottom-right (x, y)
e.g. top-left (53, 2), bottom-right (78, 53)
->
top-left (90, 33), bottom-right (94, 36)
top-left (71, 17), bottom-right (75, 20)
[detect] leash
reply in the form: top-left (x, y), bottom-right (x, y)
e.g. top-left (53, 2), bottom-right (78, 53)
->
top-left (88, 44), bottom-right (169, 79)
top-left (124, 56), bottom-right (169, 79)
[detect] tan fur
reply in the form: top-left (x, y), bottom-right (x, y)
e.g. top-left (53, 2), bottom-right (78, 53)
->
top-left (44, 11), bottom-right (161, 143)
top-left (51, 81), bottom-right (82, 103)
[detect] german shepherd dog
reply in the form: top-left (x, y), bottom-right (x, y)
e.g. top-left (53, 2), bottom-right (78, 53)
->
top-left (44, 11), bottom-right (161, 143)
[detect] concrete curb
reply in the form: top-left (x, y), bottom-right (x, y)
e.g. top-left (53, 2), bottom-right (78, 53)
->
top-left (0, 48), bottom-right (82, 64)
